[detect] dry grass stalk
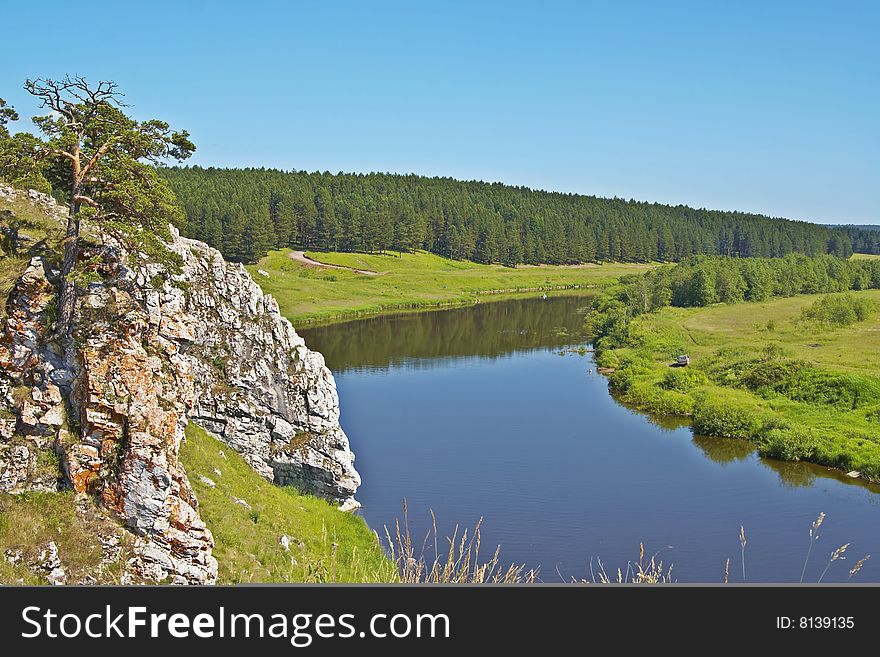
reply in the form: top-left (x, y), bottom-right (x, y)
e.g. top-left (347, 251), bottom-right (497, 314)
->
top-left (848, 555), bottom-right (871, 579)
top-left (383, 500), bottom-right (537, 583)
top-left (818, 543), bottom-right (849, 583)
top-left (800, 512), bottom-right (826, 583)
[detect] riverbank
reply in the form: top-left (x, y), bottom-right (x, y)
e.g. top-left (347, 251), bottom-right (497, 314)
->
top-left (593, 289), bottom-right (880, 481)
top-left (304, 293), bottom-right (880, 582)
top-left (247, 248), bottom-right (655, 325)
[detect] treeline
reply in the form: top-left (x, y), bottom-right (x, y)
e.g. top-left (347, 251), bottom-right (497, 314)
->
top-left (158, 166), bottom-right (854, 264)
top-left (837, 226), bottom-right (880, 255)
top-left (592, 254), bottom-right (880, 347)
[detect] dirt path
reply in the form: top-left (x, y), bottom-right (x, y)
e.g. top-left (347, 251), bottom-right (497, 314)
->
top-left (288, 250), bottom-right (381, 276)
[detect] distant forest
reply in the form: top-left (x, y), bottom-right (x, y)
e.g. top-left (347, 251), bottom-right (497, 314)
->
top-left (837, 226), bottom-right (880, 255)
top-left (159, 167), bottom-right (859, 265)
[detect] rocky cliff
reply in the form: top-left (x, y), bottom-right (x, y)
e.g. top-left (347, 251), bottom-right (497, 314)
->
top-left (0, 185), bottom-right (360, 584)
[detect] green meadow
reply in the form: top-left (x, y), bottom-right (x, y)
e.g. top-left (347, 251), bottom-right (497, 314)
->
top-left (247, 248), bottom-right (654, 325)
top-left (595, 289), bottom-right (880, 480)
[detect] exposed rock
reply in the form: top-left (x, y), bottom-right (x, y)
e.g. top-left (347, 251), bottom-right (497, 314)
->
top-left (0, 186), bottom-right (216, 584)
top-left (232, 496), bottom-right (252, 510)
top-left (198, 475), bottom-right (217, 488)
top-left (168, 233), bottom-right (360, 507)
top-left (279, 534), bottom-right (304, 551)
top-left (0, 184), bottom-right (362, 585)
top-left (0, 254), bottom-right (66, 494)
top-left (30, 542), bottom-right (65, 586)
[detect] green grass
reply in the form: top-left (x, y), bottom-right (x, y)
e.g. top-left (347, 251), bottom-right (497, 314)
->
top-left (597, 290), bottom-right (880, 480)
top-left (851, 253), bottom-right (880, 260)
top-left (0, 191), bottom-right (64, 318)
top-left (180, 424), bottom-right (395, 583)
top-left (0, 490), bottom-right (136, 584)
top-left (653, 290), bottom-right (880, 373)
top-left (248, 248), bottom-right (655, 325)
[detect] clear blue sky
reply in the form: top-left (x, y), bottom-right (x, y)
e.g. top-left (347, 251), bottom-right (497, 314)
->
top-left (1, 1), bottom-right (877, 224)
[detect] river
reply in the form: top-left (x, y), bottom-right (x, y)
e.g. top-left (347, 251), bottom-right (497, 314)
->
top-left (300, 295), bottom-right (880, 582)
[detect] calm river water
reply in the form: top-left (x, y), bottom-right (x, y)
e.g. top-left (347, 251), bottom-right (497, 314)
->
top-left (300, 295), bottom-right (880, 582)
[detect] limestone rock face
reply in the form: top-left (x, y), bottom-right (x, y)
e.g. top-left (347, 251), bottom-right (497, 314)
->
top-left (168, 233), bottom-right (360, 506)
top-left (65, 280), bottom-right (216, 584)
top-left (0, 184), bottom-right (361, 584)
top-left (0, 252), bottom-right (217, 584)
top-left (0, 257), bottom-right (67, 495)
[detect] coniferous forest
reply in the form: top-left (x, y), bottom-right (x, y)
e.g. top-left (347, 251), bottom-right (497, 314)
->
top-left (159, 166), bottom-right (857, 265)
top-left (839, 225), bottom-right (880, 255)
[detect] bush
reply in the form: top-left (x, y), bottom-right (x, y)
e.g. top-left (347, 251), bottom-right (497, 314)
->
top-left (758, 425), bottom-right (819, 461)
top-left (660, 368), bottom-right (709, 392)
top-left (608, 367), bottom-right (637, 392)
top-left (595, 349), bottom-right (621, 370)
top-left (800, 293), bottom-right (877, 327)
top-left (741, 359), bottom-right (809, 392)
top-left (692, 395), bottom-right (764, 439)
top-left (767, 368), bottom-right (880, 410)
top-left (716, 358), bottom-right (880, 411)
top-left (624, 380), bottom-right (695, 416)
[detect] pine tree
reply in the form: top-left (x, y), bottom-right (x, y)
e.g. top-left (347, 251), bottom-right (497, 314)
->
top-left (22, 77), bottom-right (194, 335)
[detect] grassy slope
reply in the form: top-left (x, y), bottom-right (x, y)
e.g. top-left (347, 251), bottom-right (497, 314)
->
top-left (851, 253), bottom-right (880, 260)
top-left (599, 290), bottom-right (880, 479)
top-left (0, 491), bottom-right (138, 584)
top-left (0, 193), bottom-right (64, 318)
top-left (1, 426), bottom-right (396, 584)
top-left (180, 424), bottom-right (395, 583)
top-left (248, 248), bottom-right (654, 325)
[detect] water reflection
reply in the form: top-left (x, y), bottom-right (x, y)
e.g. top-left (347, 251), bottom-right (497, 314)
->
top-left (691, 435), bottom-right (754, 465)
top-left (302, 294), bottom-right (880, 581)
top-left (299, 294), bottom-right (592, 373)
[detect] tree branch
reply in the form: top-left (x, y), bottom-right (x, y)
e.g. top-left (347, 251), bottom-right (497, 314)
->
top-left (73, 194), bottom-right (99, 207)
top-left (81, 139), bottom-right (116, 178)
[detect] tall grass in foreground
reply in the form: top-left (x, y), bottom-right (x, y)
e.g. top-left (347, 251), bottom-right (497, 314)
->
top-left (382, 507), bottom-right (871, 584)
top-left (583, 543), bottom-right (675, 584)
top-left (798, 512), bottom-right (871, 583)
top-left (383, 501), bottom-right (538, 583)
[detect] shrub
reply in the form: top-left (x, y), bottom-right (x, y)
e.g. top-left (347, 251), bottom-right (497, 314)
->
top-left (608, 368), bottom-right (637, 392)
top-left (718, 358), bottom-right (880, 411)
top-left (776, 369), bottom-right (880, 411)
top-left (758, 425), bottom-right (819, 461)
top-left (625, 380), bottom-right (695, 416)
top-left (800, 293), bottom-right (877, 328)
top-left (595, 349), bottom-right (621, 370)
top-left (741, 359), bottom-right (809, 392)
top-left (660, 368), bottom-right (709, 392)
top-left (692, 395), bottom-right (764, 439)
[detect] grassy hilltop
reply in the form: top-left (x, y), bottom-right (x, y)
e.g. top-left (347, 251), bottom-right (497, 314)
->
top-left (248, 248), bottom-right (653, 325)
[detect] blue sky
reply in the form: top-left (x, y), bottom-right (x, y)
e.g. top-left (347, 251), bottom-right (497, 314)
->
top-left (1, 1), bottom-right (877, 224)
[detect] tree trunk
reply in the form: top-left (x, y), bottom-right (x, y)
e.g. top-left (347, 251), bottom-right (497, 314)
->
top-left (56, 194), bottom-right (80, 338)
